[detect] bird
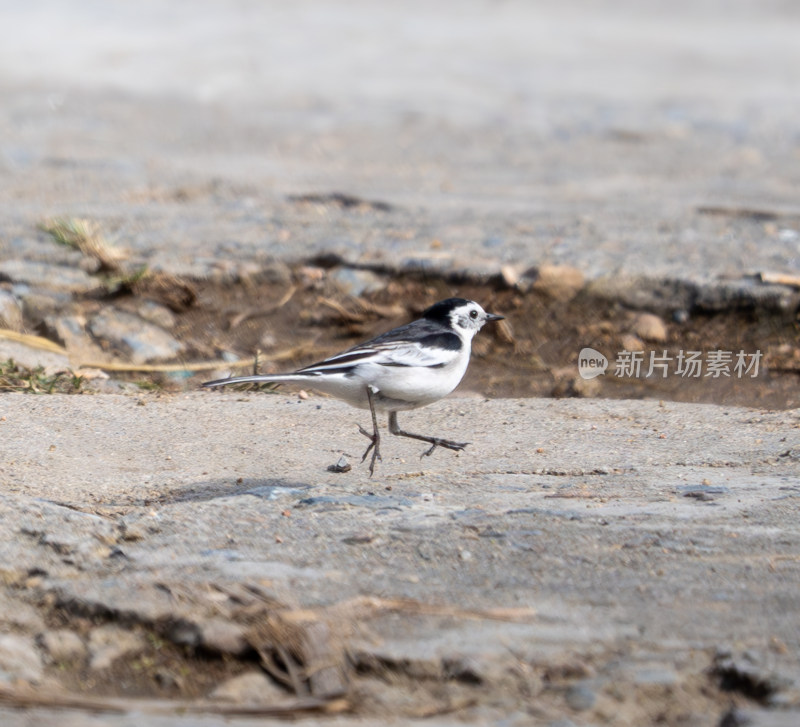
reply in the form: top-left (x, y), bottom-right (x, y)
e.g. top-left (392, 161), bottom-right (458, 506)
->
top-left (202, 297), bottom-right (504, 475)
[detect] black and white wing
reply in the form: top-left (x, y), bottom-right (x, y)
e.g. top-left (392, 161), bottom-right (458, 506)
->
top-left (297, 320), bottom-right (463, 375)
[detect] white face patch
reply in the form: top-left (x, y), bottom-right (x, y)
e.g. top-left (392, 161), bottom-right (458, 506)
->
top-left (450, 303), bottom-right (487, 333)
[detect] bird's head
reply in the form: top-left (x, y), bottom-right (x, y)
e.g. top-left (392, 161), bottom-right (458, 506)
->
top-left (423, 298), bottom-right (504, 339)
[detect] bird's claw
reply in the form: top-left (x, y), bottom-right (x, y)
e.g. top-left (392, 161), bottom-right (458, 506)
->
top-left (358, 423), bottom-right (382, 474)
top-left (420, 439), bottom-right (469, 458)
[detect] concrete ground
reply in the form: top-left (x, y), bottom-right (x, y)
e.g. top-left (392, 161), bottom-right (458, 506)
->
top-left (0, 393), bottom-right (798, 724)
top-left (1, 1), bottom-right (800, 724)
top-left (1, 1), bottom-right (798, 284)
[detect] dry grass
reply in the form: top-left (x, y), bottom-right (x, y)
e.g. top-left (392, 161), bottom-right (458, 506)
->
top-left (0, 359), bottom-right (84, 394)
top-left (39, 217), bottom-right (127, 273)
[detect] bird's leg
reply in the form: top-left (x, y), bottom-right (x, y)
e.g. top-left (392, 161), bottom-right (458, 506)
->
top-left (388, 411), bottom-right (469, 458)
top-left (357, 385), bottom-right (382, 476)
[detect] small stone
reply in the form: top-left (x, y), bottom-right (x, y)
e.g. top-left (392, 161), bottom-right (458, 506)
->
top-left (136, 300), bottom-right (177, 330)
top-left (199, 619), bottom-right (249, 656)
top-left (632, 313), bottom-right (668, 343)
top-left (42, 314), bottom-right (109, 366)
top-left (565, 682), bottom-right (596, 711)
top-left (0, 289), bottom-right (23, 331)
top-left (38, 629), bottom-right (87, 665)
top-left (500, 264), bottom-right (523, 287)
top-left (327, 455), bottom-right (352, 473)
top-left (442, 654), bottom-right (484, 684)
top-left (524, 264), bottom-right (584, 301)
top-left (620, 333), bottom-right (645, 352)
top-left (154, 668), bottom-right (183, 691)
top-left (88, 309), bottom-right (184, 363)
top-left (210, 670), bottom-right (286, 704)
top-left (329, 267), bottom-right (385, 297)
top-left (570, 375), bottom-right (601, 398)
top-left (0, 633), bottom-right (44, 684)
top-left (88, 624), bottom-right (146, 670)
top-left (260, 261), bottom-right (293, 286)
top-left (43, 314), bottom-right (87, 347)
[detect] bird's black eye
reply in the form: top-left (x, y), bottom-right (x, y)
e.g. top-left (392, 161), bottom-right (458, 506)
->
top-left (469, 310), bottom-right (479, 319)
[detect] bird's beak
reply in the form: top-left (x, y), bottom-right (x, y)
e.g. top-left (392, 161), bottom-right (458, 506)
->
top-left (485, 312), bottom-right (504, 321)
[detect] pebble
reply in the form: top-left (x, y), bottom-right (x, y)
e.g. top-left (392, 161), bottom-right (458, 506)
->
top-left (0, 633), bottom-right (44, 684)
top-left (565, 681), bottom-right (596, 711)
top-left (442, 654), bottom-right (484, 684)
top-left (43, 313), bottom-right (109, 365)
top-left (262, 261), bottom-right (293, 285)
top-left (88, 624), bottom-right (146, 670)
top-left (199, 618), bottom-right (249, 656)
top-left (523, 264), bottom-right (585, 301)
top-left (0, 289), bottom-right (23, 331)
top-left (620, 333), bottom-right (645, 352)
top-left (500, 264), bottom-right (523, 287)
top-left (570, 374), bottom-right (602, 398)
top-left (210, 670), bottom-right (286, 703)
top-left (327, 455), bottom-right (352, 473)
top-left (329, 267), bottom-right (385, 297)
top-left (44, 314), bottom-right (87, 348)
top-left (38, 629), bottom-right (87, 665)
top-left (632, 313), bottom-right (668, 343)
top-left (135, 300), bottom-right (177, 329)
top-left (88, 309), bottom-right (185, 363)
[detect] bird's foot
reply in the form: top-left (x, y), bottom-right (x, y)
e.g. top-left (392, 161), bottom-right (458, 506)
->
top-left (358, 424), bottom-right (382, 476)
top-left (420, 437), bottom-right (469, 458)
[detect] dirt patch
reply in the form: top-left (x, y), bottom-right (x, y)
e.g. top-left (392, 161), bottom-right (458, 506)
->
top-left (84, 267), bottom-right (800, 409)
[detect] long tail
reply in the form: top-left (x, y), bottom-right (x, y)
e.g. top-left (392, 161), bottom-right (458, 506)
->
top-left (202, 373), bottom-right (310, 388)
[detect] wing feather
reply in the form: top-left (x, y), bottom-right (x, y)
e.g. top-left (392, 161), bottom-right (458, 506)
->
top-left (298, 336), bottom-right (460, 374)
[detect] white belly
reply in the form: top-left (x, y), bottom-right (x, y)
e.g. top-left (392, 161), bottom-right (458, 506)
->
top-left (306, 355), bottom-right (470, 412)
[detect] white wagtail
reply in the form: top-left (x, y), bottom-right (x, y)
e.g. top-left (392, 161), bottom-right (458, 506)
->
top-left (203, 298), bottom-right (504, 475)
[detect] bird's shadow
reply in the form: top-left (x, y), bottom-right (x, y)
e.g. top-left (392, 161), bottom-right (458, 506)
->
top-left (150, 477), bottom-right (416, 512)
top-left (150, 478), bottom-right (313, 506)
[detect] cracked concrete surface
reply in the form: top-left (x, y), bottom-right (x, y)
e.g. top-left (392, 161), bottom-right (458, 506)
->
top-left (0, 394), bottom-right (798, 723)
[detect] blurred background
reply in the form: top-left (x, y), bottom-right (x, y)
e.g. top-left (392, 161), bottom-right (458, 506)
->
top-left (1, 0), bottom-right (798, 405)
